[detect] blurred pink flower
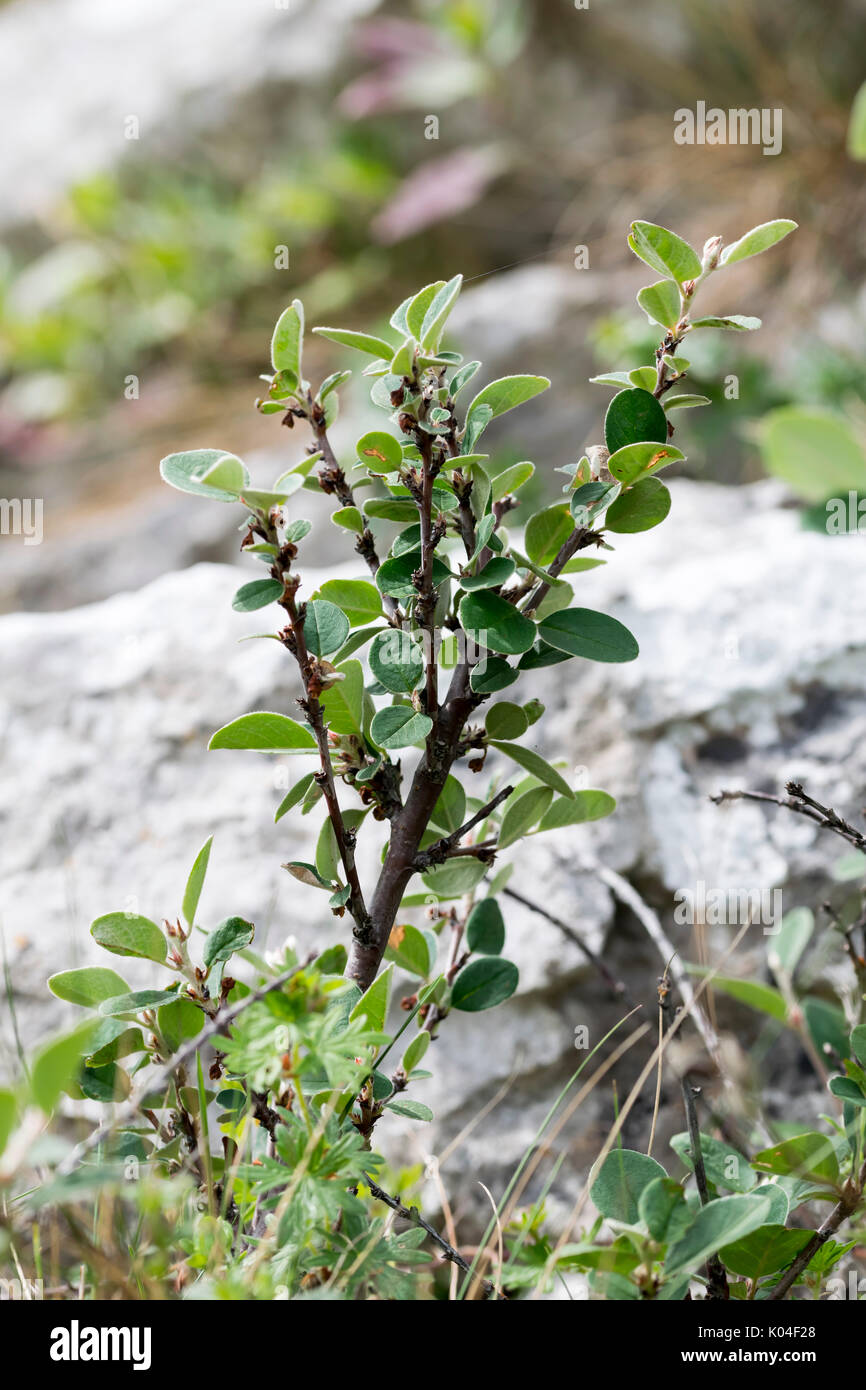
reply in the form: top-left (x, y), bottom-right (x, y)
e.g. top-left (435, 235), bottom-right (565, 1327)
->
top-left (371, 146), bottom-right (506, 244)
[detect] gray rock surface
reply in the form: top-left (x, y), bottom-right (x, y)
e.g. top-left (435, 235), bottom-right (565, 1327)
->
top-left (2, 478), bottom-right (865, 1213)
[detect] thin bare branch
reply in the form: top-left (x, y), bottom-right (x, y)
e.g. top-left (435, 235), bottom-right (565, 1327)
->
top-left (364, 1178), bottom-right (506, 1300)
top-left (413, 785), bottom-right (514, 869)
top-left (711, 781), bottom-right (866, 854)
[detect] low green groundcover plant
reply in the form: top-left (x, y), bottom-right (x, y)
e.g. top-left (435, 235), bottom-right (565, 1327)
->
top-left (8, 217), bottom-right (860, 1303)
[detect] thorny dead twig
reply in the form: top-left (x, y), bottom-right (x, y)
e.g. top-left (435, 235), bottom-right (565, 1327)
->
top-left (711, 781), bottom-right (866, 855)
top-left (364, 1178), bottom-right (506, 1301)
top-left (681, 1077), bottom-right (729, 1300)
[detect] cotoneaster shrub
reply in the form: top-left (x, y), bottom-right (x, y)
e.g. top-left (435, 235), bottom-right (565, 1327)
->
top-left (9, 218), bottom-right (859, 1304)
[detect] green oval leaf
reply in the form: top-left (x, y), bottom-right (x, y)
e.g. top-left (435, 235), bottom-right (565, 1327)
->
top-left (315, 579), bottom-right (383, 628)
top-left (271, 300), bottom-right (304, 378)
top-left (465, 374), bottom-right (550, 421)
top-left (451, 957), bottom-right (518, 1012)
top-left (695, 975), bottom-right (787, 1022)
top-left (498, 786), bottom-right (553, 848)
top-left (320, 659), bottom-right (364, 738)
top-left (690, 315), bottom-right (761, 331)
top-left (99, 989), bottom-right (180, 1018)
top-left (666, 1194), bottom-right (773, 1277)
top-left (537, 789), bottom-right (616, 830)
top-left (537, 608), bottom-right (639, 663)
top-left (385, 923), bottom-right (434, 979)
top-left (369, 630), bottom-right (425, 694)
top-left (605, 477), bottom-right (671, 533)
top-left (461, 557), bottom-right (516, 591)
top-left (604, 388), bottom-right (668, 455)
top-left (670, 1131), bottom-right (756, 1193)
top-left (459, 591), bottom-right (536, 655)
top-left (590, 1148), bottom-right (668, 1224)
top-left (31, 1022), bottom-right (101, 1114)
top-left (419, 273), bottom-right (463, 349)
top-left (720, 220), bottom-right (797, 266)
top-left (525, 503), bottom-right (573, 565)
top-left (485, 701), bottom-right (528, 740)
top-left (203, 916), bottom-right (255, 971)
top-left (490, 460), bottom-right (535, 502)
top-left (332, 506), bottom-right (365, 534)
top-left (209, 712), bottom-right (317, 752)
top-left (421, 858), bottom-right (488, 900)
top-left (182, 835), bottom-right (214, 928)
top-left (387, 1097), bottom-right (434, 1122)
top-left (350, 964), bottom-right (393, 1031)
top-left (158, 998), bottom-right (205, 1053)
top-left (370, 705), bottom-right (433, 750)
top-left (719, 1224), bottom-right (812, 1281)
top-left (356, 430), bottom-right (404, 473)
top-left (606, 441), bottom-right (685, 487)
top-left (828, 1076), bottom-right (866, 1107)
top-left (469, 657), bottom-right (518, 694)
top-left (375, 550), bottom-right (452, 599)
top-left (489, 741), bottom-right (573, 798)
top-left (303, 600), bottom-right (350, 657)
top-left (628, 221), bottom-right (702, 282)
top-left (751, 1132), bottom-right (840, 1187)
top-left (159, 449), bottom-right (248, 502)
top-left (636, 280), bottom-right (681, 331)
top-left (638, 1177), bottom-right (692, 1244)
top-left (429, 776), bottom-right (466, 833)
top-left (312, 326), bottom-right (395, 358)
top-left (402, 1029), bottom-right (431, 1074)
top-left (90, 913), bottom-right (167, 964)
top-left (275, 771), bottom-right (317, 823)
top-left (758, 407), bottom-right (865, 502)
top-left (465, 898), bottom-right (506, 956)
top-left (48, 967), bottom-right (131, 1010)
top-left (232, 578), bottom-right (283, 613)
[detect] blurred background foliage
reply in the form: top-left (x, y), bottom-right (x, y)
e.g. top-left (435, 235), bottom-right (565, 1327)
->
top-left (0, 0), bottom-right (863, 604)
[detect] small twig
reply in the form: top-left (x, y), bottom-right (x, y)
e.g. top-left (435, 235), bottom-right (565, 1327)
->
top-left (413, 786), bottom-right (514, 869)
top-left (768, 1156), bottom-right (866, 1300)
top-left (502, 883), bottom-right (639, 1008)
top-left (522, 525), bottom-right (604, 617)
top-left (275, 568), bottom-right (372, 944)
top-left (681, 1077), bottom-right (728, 1299)
top-left (647, 964), bottom-right (671, 1158)
top-left (681, 1079), bottom-right (711, 1204)
top-left (823, 898), bottom-right (866, 999)
top-left (303, 394), bottom-right (400, 622)
top-left (711, 782), bottom-right (866, 855)
top-left (364, 1178), bottom-right (506, 1300)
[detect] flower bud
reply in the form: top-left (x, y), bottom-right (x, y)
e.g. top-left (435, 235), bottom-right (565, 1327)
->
top-left (701, 235), bottom-right (723, 271)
